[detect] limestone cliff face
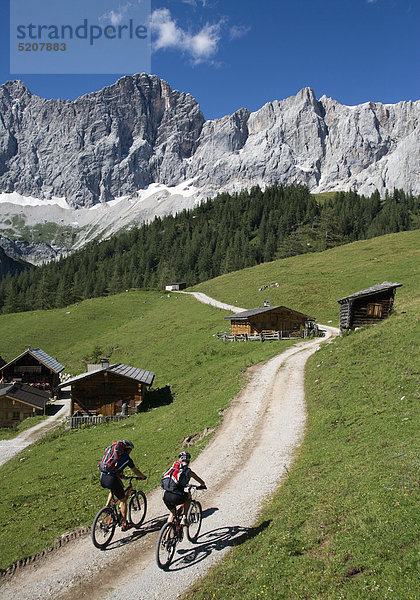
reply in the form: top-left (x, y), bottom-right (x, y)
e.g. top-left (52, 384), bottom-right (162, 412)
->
top-left (185, 87), bottom-right (419, 198)
top-left (0, 74), bottom-right (418, 209)
top-left (0, 74), bottom-right (205, 207)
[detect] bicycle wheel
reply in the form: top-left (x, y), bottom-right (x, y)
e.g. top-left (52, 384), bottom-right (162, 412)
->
top-left (91, 506), bottom-right (117, 549)
top-left (128, 490), bottom-right (147, 528)
top-left (156, 522), bottom-right (177, 570)
top-left (186, 500), bottom-right (202, 542)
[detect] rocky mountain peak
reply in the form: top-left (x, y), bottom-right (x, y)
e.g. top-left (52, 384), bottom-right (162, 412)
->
top-left (0, 74), bottom-right (418, 212)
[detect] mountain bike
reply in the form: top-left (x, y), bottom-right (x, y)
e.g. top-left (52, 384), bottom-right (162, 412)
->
top-left (91, 475), bottom-right (147, 549)
top-left (156, 485), bottom-right (205, 570)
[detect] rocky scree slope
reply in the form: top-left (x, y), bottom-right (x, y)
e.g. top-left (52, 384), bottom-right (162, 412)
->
top-left (0, 74), bottom-right (419, 210)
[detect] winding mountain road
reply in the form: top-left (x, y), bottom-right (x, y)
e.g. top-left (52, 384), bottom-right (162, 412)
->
top-left (1, 293), bottom-right (338, 600)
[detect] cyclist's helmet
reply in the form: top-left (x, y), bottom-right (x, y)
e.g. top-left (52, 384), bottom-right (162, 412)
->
top-left (123, 440), bottom-right (134, 451)
top-left (179, 451), bottom-right (191, 463)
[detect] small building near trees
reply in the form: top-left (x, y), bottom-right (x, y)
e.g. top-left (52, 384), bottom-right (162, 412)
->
top-left (61, 358), bottom-right (155, 418)
top-left (0, 346), bottom-right (64, 393)
top-left (165, 282), bottom-right (187, 291)
top-left (0, 382), bottom-right (49, 427)
top-left (337, 282), bottom-right (403, 331)
top-left (224, 305), bottom-right (315, 338)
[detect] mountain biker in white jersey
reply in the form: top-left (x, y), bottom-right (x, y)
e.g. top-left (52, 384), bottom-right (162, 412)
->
top-left (162, 451), bottom-right (206, 525)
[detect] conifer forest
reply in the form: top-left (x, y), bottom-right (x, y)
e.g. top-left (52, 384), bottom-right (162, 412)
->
top-left (0, 185), bottom-right (418, 314)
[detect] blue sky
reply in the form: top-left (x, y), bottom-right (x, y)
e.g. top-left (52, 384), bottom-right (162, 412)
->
top-left (1, 0), bottom-right (419, 119)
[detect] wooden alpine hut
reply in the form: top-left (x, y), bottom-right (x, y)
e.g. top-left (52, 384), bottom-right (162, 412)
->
top-left (224, 305), bottom-right (315, 338)
top-left (0, 346), bottom-right (64, 393)
top-left (337, 282), bottom-right (402, 331)
top-left (165, 282), bottom-right (187, 291)
top-left (60, 358), bottom-right (155, 418)
top-left (0, 382), bottom-right (49, 427)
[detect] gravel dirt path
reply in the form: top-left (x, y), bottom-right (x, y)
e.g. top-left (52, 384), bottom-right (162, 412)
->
top-left (1, 293), bottom-right (339, 600)
top-left (177, 291), bottom-right (246, 313)
top-left (0, 396), bottom-right (70, 468)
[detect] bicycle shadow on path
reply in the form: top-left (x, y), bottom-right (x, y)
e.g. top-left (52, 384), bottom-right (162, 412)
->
top-left (102, 514), bottom-right (167, 551)
top-left (165, 519), bottom-right (271, 572)
top-left (100, 507), bottom-right (222, 553)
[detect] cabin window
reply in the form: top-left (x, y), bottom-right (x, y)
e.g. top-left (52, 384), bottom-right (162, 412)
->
top-left (367, 303), bottom-right (383, 318)
top-left (12, 411), bottom-right (20, 420)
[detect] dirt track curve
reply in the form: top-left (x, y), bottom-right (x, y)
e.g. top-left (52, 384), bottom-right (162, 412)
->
top-left (0, 397), bottom-right (70, 468)
top-left (1, 293), bottom-right (339, 600)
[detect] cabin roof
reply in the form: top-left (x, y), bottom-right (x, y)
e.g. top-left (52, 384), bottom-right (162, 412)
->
top-left (0, 382), bottom-right (49, 409)
top-left (337, 282), bottom-right (403, 304)
top-left (59, 363), bottom-right (155, 388)
top-left (224, 305), bottom-right (315, 321)
top-left (0, 347), bottom-right (65, 374)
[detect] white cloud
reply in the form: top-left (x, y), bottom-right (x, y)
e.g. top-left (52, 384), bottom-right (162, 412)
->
top-left (100, 3), bottom-right (135, 26)
top-left (150, 9), bottom-right (183, 51)
top-left (188, 23), bottom-right (221, 59)
top-left (229, 24), bottom-right (251, 40)
top-left (150, 8), bottom-right (222, 63)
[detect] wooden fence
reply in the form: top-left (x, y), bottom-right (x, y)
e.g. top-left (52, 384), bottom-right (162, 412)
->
top-left (216, 329), bottom-right (325, 342)
top-left (67, 414), bottom-right (128, 429)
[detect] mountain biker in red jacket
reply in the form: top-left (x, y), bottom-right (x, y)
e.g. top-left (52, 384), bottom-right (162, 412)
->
top-left (99, 440), bottom-right (146, 531)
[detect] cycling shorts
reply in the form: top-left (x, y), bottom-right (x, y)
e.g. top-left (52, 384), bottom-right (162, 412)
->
top-left (163, 490), bottom-right (188, 510)
top-left (100, 472), bottom-right (125, 500)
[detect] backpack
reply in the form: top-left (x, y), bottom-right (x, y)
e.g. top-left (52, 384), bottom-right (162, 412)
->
top-left (161, 460), bottom-right (190, 493)
top-left (98, 441), bottom-right (126, 473)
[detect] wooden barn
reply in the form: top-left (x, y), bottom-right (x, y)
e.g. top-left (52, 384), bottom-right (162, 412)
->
top-left (337, 282), bottom-right (403, 330)
top-left (0, 382), bottom-right (49, 427)
top-left (61, 359), bottom-right (155, 417)
top-left (224, 305), bottom-right (315, 337)
top-left (0, 346), bottom-right (64, 393)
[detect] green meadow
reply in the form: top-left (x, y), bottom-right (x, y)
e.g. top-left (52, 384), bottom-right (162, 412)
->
top-left (0, 229), bottom-right (418, 599)
top-left (192, 229), bottom-right (420, 325)
top-left (0, 415), bottom-right (47, 440)
top-left (0, 291), bottom-right (293, 569)
top-left (186, 230), bottom-right (419, 599)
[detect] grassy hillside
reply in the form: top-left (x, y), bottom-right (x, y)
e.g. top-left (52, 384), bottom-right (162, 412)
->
top-left (186, 233), bottom-right (419, 599)
top-left (0, 291), bottom-right (292, 569)
top-left (192, 229), bottom-right (420, 325)
top-left (0, 229), bottom-right (418, 596)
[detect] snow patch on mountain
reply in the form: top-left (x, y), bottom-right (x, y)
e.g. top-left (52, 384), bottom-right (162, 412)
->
top-left (0, 74), bottom-right (418, 259)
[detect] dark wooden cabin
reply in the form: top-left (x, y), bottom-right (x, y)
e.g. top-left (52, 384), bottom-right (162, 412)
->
top-left (0, 346), bottom-right (64, 393)
top-left (165, 282), bottom-right (187, 291)
top-left (337, 282), bottom-right (403, 330)
top-left (61, 360), bottom-right (155, 417)
top-left (0, 382), bottom-right (49, 427)
top-left (225, 305), bottom-right (315, 337)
